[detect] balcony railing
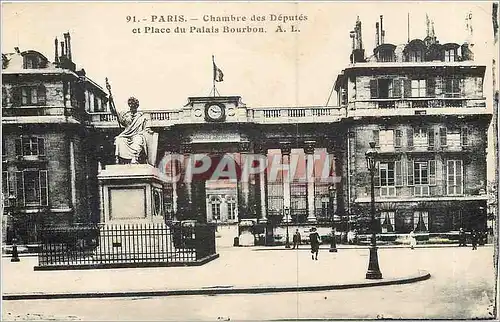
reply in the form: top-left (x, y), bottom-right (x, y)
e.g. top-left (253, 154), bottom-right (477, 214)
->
top-left (87, 106), bottom-right (344, 127)
top-left (2, 106), bottom-right (90, 123)
top-left (353, 98), bottom-right (486, 110)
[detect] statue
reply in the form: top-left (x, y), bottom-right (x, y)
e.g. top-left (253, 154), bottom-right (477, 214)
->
top-left (114, 97), bottom-right (157, 165)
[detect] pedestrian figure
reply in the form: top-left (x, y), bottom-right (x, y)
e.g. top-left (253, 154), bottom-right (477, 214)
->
top-left (471, 229), bottom-right (478, 250)
top-left (309, 227), bottom-right (320, 260)
top-left (459, 227), bottom-right (467, 247)
top-left (292, 229), bottom-right (301, 249)
top-left (409, 229), bottom-right (417, 250)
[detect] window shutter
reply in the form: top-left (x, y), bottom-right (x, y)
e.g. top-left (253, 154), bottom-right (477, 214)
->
top-left (40, 170), bottom-right (48, 206)
top-left (21, 88), bottom-right (28, 105)
top-left (407, 128), bottom-right (414, 148)
top-left (2, 172), bottom-right (9, 207)
top-left (15, 171), bottom-right (24, 207)
top-left (392, 79), bottom-right (402, 98)
top-left (395, 130), bottom-right (402, 148)
top-left (374, 161), bottom-right (380, 187)
top-left (403, 79), bottom-right (411, 98)
top-left (15, 137), bottom-right (22, 157)
top-left (459, 78), bottom-right (465, 97)
top-left (426, 78), bottom-right (436, 97)
top-left (370, 79), bottom-right (379, 98)
top-left (440, 128), bottom-right (447, 146)
top-left (407, 160), bottom-right (414, 186)
top-left (395, 161), bottom-right (403, 187)
top-left (428, 160), bottom-right (436, 185)
top-left (373, 130), bottom-right (380, 147)
top-left (38, 85), bottom-right (46, 105)
top-left (12, 87), bottom-right (21, 106)
top-left (445, 78), bottom-right (452, 97)
top-left (37, 138), bottom-right (45, 156)
top-left (428, 128), bottom-right (435, 147)
top-left (461, 127), bottom-right (468, 146)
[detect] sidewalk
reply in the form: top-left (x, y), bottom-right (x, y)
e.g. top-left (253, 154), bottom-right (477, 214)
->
top-left (3, 247), bottom-right (430, 300)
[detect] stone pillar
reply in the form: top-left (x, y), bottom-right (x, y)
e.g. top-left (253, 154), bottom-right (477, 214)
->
top-left (178, 142), bottom-right (193, 220)
top-left (304, 140), bottom-right (317, 223)
top-left (255, 144), bottom-right (268, 223)
top-left (237, 141), bottom-right (251, 220)
top-left (280, 141), bottom-right (292, 223)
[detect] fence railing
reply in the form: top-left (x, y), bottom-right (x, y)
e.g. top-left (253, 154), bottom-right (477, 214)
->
top-left (37, 222), bottom-right (217, 268)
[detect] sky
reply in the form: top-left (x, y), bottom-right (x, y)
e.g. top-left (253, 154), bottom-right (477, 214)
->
top-left (1, 1), bottom-right (497, 112)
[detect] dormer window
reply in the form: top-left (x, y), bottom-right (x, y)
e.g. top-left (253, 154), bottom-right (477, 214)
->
top-left (408, 50), bottom-right (423, 62)
top-left (21, 51), bottom-right (48, 69)
top-left (444, 49), bottom-right (456, 62)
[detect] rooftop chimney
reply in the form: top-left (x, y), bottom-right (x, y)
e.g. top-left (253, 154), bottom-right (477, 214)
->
top-left (60, 41), bottom-right (65, 58)
top-left (375, 22), bottom-right (380, 47)
top-left (380, 15), bottom-right (384, 44)
top-left (54, 38), bottom-right (59, 63)
top-left (64, 32), bottom-right (72, 61)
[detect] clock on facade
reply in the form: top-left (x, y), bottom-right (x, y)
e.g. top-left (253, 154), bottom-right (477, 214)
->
top-left (205, 103), bottom-right (225, 122)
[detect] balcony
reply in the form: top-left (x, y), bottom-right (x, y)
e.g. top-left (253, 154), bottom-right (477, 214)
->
top-left (349, 97), bottom-right (488, 118)
top-left (2, 106), bottom-right (89, 124)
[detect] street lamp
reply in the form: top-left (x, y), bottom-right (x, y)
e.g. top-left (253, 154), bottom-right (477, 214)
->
top-left (365, 141), bottom-right (382, 279)
top-left (329, 185), bottom-right (338, 252)
top-left (284, 206), bottom-right (291, 248)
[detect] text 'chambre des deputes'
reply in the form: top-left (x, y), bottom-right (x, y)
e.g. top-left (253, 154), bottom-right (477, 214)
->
top-left (126, 14), bottom-right (308, 34)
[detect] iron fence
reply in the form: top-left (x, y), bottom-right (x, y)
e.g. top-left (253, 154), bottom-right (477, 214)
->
top-left (37, 222), bottom-right (217, 268)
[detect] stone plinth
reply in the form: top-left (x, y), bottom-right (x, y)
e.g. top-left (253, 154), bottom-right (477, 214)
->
top-left (98, 164), bottom-right (169, 224)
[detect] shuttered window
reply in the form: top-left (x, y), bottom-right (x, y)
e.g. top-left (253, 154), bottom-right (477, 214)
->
top-left (407, 128), bottom-right (414, 148)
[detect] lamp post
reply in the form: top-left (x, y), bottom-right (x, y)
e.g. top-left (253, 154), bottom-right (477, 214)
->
top-left (284, 206), bottom-right (291, 248)
top-left (365, 141), bottom-right (382, 279)
top-left (329, 185), bottom-right (338, 252)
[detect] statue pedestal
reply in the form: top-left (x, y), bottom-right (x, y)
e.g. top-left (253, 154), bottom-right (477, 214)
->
top-left (98, 164), bottom-right (169, 224)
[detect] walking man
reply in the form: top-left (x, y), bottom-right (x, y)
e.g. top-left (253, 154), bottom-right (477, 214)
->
top-left (471, 229), bottom-right (478, 250)
top-left (309, 227), bottom-right (321, 260)
top-left (292, 229), bottom-right (301, 249)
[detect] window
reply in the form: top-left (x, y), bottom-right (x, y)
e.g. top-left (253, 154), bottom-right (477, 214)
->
top-left (376, 161), bottom-right (402, 196)
top-left (411, 80), bottom-right (426, 97)
top-left (447, 129), bottom-right (461, 149)
top-left (414, 128), bottom-right (428, 147)
top-left (447, 160), bottom-right (463, 195)
top-left (15, 86), bottom-right (46, 106)
top-left (370, 79), bottom-right (401, 99)
top-left (15, 169), bottom-right (48, 206)
top-left (444, 49), bottom-right (456, 62)
top-left (379, 130), bottom-right (394, 152)
top-left (23, 56), bottom-right (39, 69)
top-left (380, 211), bottom-right (395, 233)
top-left (414, 161), bottom-right (429, 185)
top-left (210, 196), bottom-right (221, 220)
top-left (227, 196), bottom-right (237, 220)
top-left (444, 78), bottom-right (461, 98)
top-left (16, 136), bottom-right (45, 157)
top-left (409, 50), bottom-right (423, 62)
top-left (414, 211), bottom-right (429, 232)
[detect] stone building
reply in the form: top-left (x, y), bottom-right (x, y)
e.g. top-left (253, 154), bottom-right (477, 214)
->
top-left (334, 16), bottom-right (491, 233)
top-left (1, 15), bottom-right (493, 242)
top-left (2, 33), bottom-right (105, 242)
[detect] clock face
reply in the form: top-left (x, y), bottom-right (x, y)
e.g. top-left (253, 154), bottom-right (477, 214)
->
top-left (207, 104), bottom-right (223, 120)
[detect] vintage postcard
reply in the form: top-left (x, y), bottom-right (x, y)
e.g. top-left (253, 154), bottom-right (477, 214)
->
top-left (1, 1), bottom-right (499, 321)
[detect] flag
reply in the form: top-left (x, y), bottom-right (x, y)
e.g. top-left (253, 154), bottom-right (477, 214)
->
top-left (213, 58), bottom-right (224, 82)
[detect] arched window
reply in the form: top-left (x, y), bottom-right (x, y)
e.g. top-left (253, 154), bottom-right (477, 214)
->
top-left (404, 40), bottom-right (427, 63)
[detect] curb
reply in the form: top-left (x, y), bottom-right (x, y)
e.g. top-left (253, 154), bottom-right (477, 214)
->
top-left (3, 270), bottom-right (431, 300)
top-left (252, 244), bottom-right (493, 251)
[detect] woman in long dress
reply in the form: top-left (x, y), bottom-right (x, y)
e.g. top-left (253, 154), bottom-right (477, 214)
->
top-left (409, 230), bottom-right (417, 250)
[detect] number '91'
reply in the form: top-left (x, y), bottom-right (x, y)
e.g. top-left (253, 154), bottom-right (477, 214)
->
top-left (126, 16), bottom-right (138, 22)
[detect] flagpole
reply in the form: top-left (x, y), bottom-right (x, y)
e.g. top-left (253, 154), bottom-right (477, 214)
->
top-left (212, 55), bottom-right (216, 97)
